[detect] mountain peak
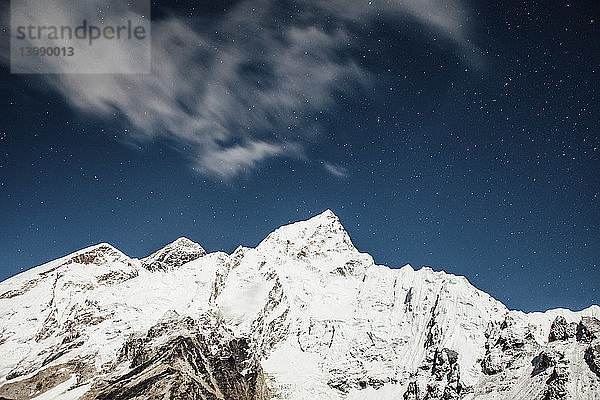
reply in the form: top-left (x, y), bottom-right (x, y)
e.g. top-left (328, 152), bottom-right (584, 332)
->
top-left (170, 237), bottom-right (202, 248)
top-left (257, 209), bottom-right (359, 257)
top-left (63, 242), bottom-right (129, 266)
top-left (302, 208), bottom-right (344, 227)
top-left (301, 208), bottom-right (344, 229)
top-left (313, 208), bottom-right (337, 219)
top-left (141, 237), bottom-right (206, 271)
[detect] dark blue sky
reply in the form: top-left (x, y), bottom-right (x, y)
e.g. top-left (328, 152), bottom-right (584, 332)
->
top-left (0, 0), bottom-right (598, 312)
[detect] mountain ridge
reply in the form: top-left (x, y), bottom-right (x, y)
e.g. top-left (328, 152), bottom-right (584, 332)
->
top-left (0, 210), bottom-right (598, 399)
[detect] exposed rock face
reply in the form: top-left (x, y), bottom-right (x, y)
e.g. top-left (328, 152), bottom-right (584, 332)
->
top-left (481, 348), bottom-right (503, 375)
top-left (431, 348), bottom-right (462, 399)
top-left (479, 315), bottom-right (536, 377)
top-left (0, 278), bottom-right (41, 299)
top-left (532, 350), bottom-right (558, 376)
top-left (87, 313), bottom-right (268, 400)
top-left (0, 210), bottom-right (599, 400)
top-left (403, 381), bottom-right (420, 400)
top-left (577, 316), bottom-right (600, 343)
top-left (472, 311), bottom-right (600, 399)
top-left (400, 347), bottom-right (464, 400)
top-left (0, 359), bottom-right (95, 400)
top-left (585, 344), bottom-right (600, 379)
top-left (548, 316), bottom-right (577, 342)
top-left (64, 244), bottom-right (130, 266)
top-left (543, 365), bottom-right (569, 400)
top-left (141, 237), bottom-right (206, 271)
top-left (579, 317), bottom-right (600, 379)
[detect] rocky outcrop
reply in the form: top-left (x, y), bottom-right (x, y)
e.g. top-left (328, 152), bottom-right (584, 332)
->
top-left (401, 348), bottom-right (464, 400)
top-left (532, 350), bottom-right (558, 376)
top-left (64, 244), bottom-right (129, 266)
top-left (573, 316), bottom-right (600, 379)
top-left (87, 313), bottom-right (268, 400)
top-left (577, 316), bottom-right (600, 343)
top-left (480, 315), bottom-right (537, 376)
top-left (0, 278), bottom-right (41, 299)
top-left (585, 344), bottom-right (600, 379)
top-left (141, 237), bottom-right (206, 271)
top-left (543, 364), bottom-right (569, 400)
top-left (548, 316), bottom-right (577, 342)
top-left (481, 348), bottom-right (503, 375)
top-left (403, 381), bottom-right (420, 400)
top-left (0, 358), bottom-right (95, 400)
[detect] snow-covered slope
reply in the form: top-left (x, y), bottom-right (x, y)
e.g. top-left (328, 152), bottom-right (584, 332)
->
top-left (0, 210), bottom-right (598, 400)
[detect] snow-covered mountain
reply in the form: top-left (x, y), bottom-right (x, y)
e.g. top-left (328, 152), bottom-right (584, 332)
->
top-left (0, 210), bottom-right (598, 400)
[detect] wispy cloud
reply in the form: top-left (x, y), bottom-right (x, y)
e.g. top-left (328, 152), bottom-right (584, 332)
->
top-left (2, 0), bottom-right (477, 178)
top-left (323, 162), bottom-right (349, 179)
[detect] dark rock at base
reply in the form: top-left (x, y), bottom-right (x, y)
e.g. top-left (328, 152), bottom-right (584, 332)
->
top-left (431, 348), bottom-right (459, 381)
top-left (403, 381), bottom-right (420, 400)
top-left (0, 359), bottom-right (95, 400)
top-left (543, 365), bottom-right (568, 400)
top-left (585, 344), bottom-right (600, 379)
top-left (87, 313), bottom-right (268, 400)
top-left (408, 348), bottom-right (463, 400)
top-left (481, 350), bottom-right (503, 375)
top-left (577, 317), bottom-right (600, 343)
top-left (532, 350), bottom-right (557, 376)
top-left (548, 316), bottom-right (577, 342)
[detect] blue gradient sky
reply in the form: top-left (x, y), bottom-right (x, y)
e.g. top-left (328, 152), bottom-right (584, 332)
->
top-left (0, 0), bottom-right (598, 312)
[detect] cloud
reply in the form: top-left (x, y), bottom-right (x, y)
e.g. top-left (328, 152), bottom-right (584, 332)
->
top-left (315, 0), bottom-right (468, 41)
top-left (2, 0), bottom-right (477, 178)
top-left (323, 162), bottom-right (349, 179)
top-left (196, 140), bottom-right (301, 178)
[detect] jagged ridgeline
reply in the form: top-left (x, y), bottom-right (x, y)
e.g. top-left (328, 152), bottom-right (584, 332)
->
top-left (0, 210), bottom-right (599, 399)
